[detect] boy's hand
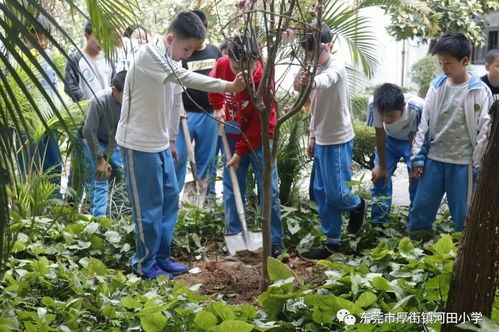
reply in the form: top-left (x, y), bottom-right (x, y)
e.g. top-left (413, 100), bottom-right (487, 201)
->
top-left (96, 157), bottom-right (112, 181)
top-left (180, 110), bottom-right (187, 119)
top-left (170, 141), bottom-right (178, 163)
top-left (225, 71), bottom-right (246, 93)
top-left (307, 137), bottom-right (315, 159)
top-left (300, 71), bottom-right (312, 87)
top-left (412, 167), bottom-right (424, 180)
top-left (371, 165), bottom-right (388, 183)
top-left (226, 153), bottom-right (241, 169)
top-left (215, 108), bottom-right (225, 122)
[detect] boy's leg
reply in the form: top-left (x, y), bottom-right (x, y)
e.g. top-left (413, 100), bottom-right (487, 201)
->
top-left (401, 143), bottom-right (419, 209)
top-left (310, 142), bottom-right (361, 244)
top-left (223, 138), bottom-right (250, 235)
top-left (370, 137), bottom-right (404, 224)
top-left (121, 147), bottom-right (167, 275)
top-left (407, 158), bottom-right (445, 232)
top-left (190, 111), bottom-right (218, 179)
top-left (444, 163), bottom-right (470, 232)
top-left (156, 148), bottom-right (181, 260)
top-left (207, 135), bottom-right (223, 196)
top-left (249, 144), bottom-right (283, 247)
top-left (40, 132), bottom-right (63, 198)
top-left (90, 142), bottom-right (114, 217)
top-left (173, 120), bottom-right (189, 192)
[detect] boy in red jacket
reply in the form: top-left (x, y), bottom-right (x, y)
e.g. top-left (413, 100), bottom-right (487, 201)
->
top-left (208, 36), bottom-right (284, 257)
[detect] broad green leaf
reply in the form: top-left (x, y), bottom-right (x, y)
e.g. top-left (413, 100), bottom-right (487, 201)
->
top-left (398, 237), bottom-right (414, 255)
top-left (193, 311), bottom-right (217, 330)
top-left (102, 306), bottom-right (117, 319)
top-left (86, 257), bottom-right (108, 276)
top-left (355, 291), bottom-right (377, 308)
top-left (121, 297), bottom-right (142, 309)
top-left (431, 234), bottom-right (456, 257)
top-left (312, 308), bottom-right (333, 324)
top-left (64, 223), bottom-right (85, 235)
top-left (371, 277), bottom-right (392, 291)
top-left (104, 230), bottom-right (122, 244)
top-left (267, 257), bottom-right (293, 281)
top-left (212, 320), bottom-right (254, 332)
top-left (84, 222), bottom-right (100, 234)
top-left (30, 257), bottom-right (50, 275)
top-left (207, 302), bottom-right (236, 321)
top-left (240, 304), bottom-right (257, 319)
top-left (257, 292), bottom-right (285, 318)
top-left (41, 297), bottom-right (56, 308)
top-left (140, 312), bottom-right (168, 332)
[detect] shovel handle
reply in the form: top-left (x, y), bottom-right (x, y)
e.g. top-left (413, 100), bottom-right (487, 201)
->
top-left (219, 124), bottom-right (250, 239)
top-left (181, 117), bottom-right (198, 180)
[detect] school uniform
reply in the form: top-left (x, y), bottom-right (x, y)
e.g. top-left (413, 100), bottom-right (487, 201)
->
top-left (309, 55), bottom-right (362, 245)
top-left (480, 74), bottom-right (499, 102)
top-left (64, 49), bottom-right (115, 102)
top-left (115, 38), bottom-right (227, 275)
top-left (174, 44), bottom-right (221, 191)
top-left (208, 57), bottom-right (283, 246)
top-left (82, 88), bottom-right (123, 217)
top-left (409, 74), bottom-right (492, 232)
top-left (366, 94), bottom-right (424, 223)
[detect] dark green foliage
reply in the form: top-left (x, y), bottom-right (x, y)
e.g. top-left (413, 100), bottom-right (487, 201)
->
top-left (351, 93), bottom-right (371, 122)
top-left (410, 55), bottom-right (440, 98)
top-left (352, 120), bottom-right (376, 170)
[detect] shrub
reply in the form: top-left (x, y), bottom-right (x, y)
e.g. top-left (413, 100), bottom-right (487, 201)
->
top-left (410, 54), bottom-right (440, 98)
top-left (352, 120), bottom-right (375, 170)
top-left (350, 93), bottom-right (370, 122)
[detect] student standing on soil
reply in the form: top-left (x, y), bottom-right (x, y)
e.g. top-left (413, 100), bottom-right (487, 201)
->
top-left (366, 83), bottom-right (424, 225)
top-left (294, 24), bottom-right (365, 260)
top-left (82, 71), bottom-right (127, 217)
top-left (174, 10), bottom-right (222, 197)
top-left (208, 35), bottom-right (285, 258)
top-left (115, 12), bottom-right (245, 279)
top-left (64, 21), bottom-right (115, 102)
top-left (409, 32), bottom-right (492, 234)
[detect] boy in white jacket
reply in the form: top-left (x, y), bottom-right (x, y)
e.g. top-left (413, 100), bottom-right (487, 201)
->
top-left (409, 32), bottom-right (492, 233)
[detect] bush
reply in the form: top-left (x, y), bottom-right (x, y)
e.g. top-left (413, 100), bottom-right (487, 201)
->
top-left (410, 54), bottom-right (440, 98)
top-left (352, 120), bottom-right (375, 170)
top-left (350, 93), bottom-right (370, 122)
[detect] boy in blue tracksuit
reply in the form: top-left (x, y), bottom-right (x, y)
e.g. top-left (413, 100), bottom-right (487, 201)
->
top-left (409, 32), bottom-right (492, 233)
top-left (82, 71), bottom-right (127, 217)
top-left (294, 24), bottom-right (365, 260)
top-left (367, 83), bottom-right (424, 224)
top-left (174, 10), bottom-right (221, 194)
top-left (115, 12), bottom-right (244, 279)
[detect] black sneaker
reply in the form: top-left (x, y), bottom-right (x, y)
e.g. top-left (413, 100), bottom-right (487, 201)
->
top-left (299, 243), bottom-right (340, 260)
top-left (348, 197), bottom-right (365, 234)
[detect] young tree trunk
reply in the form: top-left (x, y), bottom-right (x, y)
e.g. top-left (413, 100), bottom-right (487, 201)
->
top-left (443, 102), bottom-right (499, 331)
top-left (259, 106), bottom-right (272, 291)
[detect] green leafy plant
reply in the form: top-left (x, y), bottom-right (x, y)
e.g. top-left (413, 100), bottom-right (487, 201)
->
top-left (352, 120), bottom-right (376, 170)
top-left (410, 54), bottom-right (440, 98)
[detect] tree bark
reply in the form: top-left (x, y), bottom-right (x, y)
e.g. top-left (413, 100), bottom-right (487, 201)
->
top-left (443, 102), bottom-right (499, 331)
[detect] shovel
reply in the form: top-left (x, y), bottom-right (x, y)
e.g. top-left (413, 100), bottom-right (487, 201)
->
top-left (220, 124), bottom-right (262, 256)
top-left (181, 117), bottom-right (208, 208)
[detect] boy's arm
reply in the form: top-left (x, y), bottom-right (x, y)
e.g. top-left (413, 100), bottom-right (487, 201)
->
top-left (371, 127), bottom-right (388, 182)
top-left (473, 89), bottom-right (492, 167)
top-left (313, 62), bottom-right (342, 90)
top-left (64, 55), bottom-right (83, 102)
top-left (208, 63), bottom-right (227, 110)
top-left (82, 97), bottom-right (103, 161)
top-left (168, 68), bottom-right (244, 94)
top-left (411, 88), bottom-right (434, 178)
top-left (169, 87), bottom-right (183, 143)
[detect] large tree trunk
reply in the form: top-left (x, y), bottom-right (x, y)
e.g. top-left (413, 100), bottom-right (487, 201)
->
top-left (443, 102), bottom-right (499, 331)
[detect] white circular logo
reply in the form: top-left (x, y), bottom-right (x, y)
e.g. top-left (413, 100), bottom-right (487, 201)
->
top-left (337, 309), bottom-right (350, 322)
top-left (344, 314), bottom-right (357, 325)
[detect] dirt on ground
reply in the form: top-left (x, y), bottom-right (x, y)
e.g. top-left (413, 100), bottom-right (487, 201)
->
top-left (175, 251), bottom-right (328, 305)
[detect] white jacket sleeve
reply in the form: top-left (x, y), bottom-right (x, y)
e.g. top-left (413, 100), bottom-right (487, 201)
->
top-left (472, 89), bottom-right (492, 167)
top-left (411, 86), bottom-right (435, 166)
top-left (169, 87), bottom-right (183, 142)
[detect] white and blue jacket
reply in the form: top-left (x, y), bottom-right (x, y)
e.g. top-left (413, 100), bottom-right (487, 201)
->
top-left (411, 73), bottom-right (492, 169)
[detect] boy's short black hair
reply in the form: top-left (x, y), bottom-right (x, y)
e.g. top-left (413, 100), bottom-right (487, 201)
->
top-left (124, 24), bottom-right (148, 38)
top-left (219, 39), bottom-right (229, 53)
top-left (432, 32), bottom-right (470, 60)
top-left (373, 83), bottom-right (405, 113)
top-left (227, 35), bottom-right (260, 62)
top-left (300, 23), bottom-right (332, 51)
top-left (84, 21), bottom-right (92, 35)
top-left (112, 71), bottom-right (127, 92)
top-left (485, 48), bottom-right (499, 65)
top-left (191, 10), bottom-right (208, 28)
top-left (167, 11), bottom-right (206, 40)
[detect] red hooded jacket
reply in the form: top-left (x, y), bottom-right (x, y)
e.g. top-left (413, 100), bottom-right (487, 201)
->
top-left (208, 56), bottom-right (276, 156)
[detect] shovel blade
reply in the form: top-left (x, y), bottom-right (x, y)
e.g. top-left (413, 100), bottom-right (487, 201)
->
top-left (225, 231), bottom-right (263, 256)
top-left (182, 179), bottom-right (208, 208)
